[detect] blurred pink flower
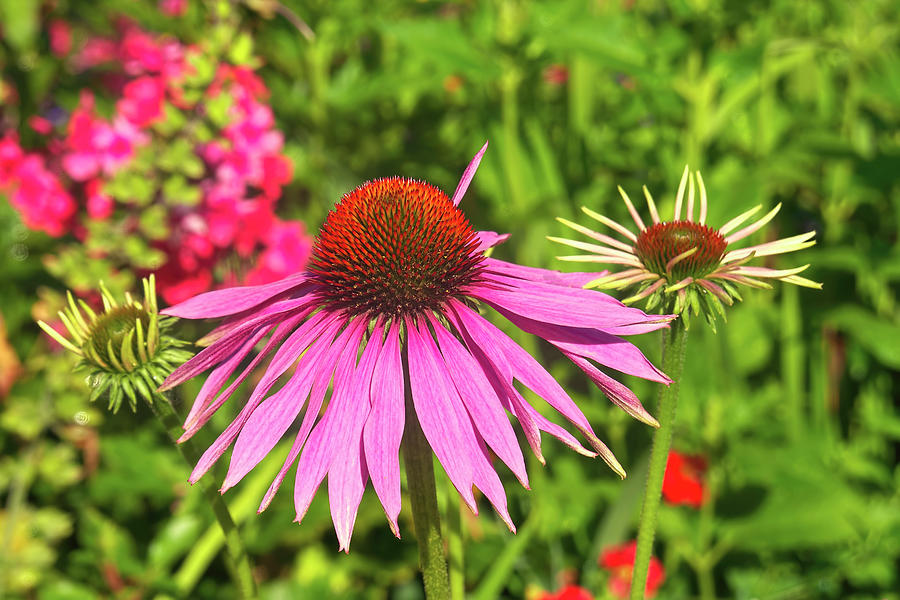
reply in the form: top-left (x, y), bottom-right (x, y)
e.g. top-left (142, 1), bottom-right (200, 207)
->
top-left (117, 76), bottom-right (165, 127)
top-left (9, 155), bottom-right (76, 236)
top-left (28, 116), bottom-right (54, 135)
top-left (0, 133), bottom-right (24, 186)
top-left (86, 179), bottom-right (114, 220)
top-left (243, 219), bottom-right (313, 285)
top-left (159, 0), bottom-right (188, 17)
top-left (75, 38), bottom-right (118, 69)
top-left (49, 20), bottom-right (73, 57)
top-left (62, 93), bottom-right (146, 180)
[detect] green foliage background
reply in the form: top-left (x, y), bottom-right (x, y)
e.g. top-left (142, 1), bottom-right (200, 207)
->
top-left (1, 0), bottom-right (898, 599)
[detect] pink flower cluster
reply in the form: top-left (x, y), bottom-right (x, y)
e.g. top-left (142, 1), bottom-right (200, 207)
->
top-left (1, 20), bottom-right (311, 305)
top-left (0, 133), bottom-right (76, 236)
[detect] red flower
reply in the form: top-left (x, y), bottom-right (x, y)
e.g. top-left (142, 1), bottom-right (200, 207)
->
top-left (535, 585), bottom-right (593, 600)
top-left (599, 541), bottom-right (665, 599)
top-left (662, 451), bottom-right (707, 508)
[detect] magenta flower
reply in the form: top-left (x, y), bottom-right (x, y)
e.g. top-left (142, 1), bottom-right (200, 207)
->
top-left (160, 143), bottom-right (673, 550)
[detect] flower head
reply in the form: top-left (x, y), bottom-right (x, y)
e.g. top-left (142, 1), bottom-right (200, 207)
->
top-left (599, 541), bottom-right (665, 599)
top-left (552, 166), bottom-right (821, 328)
top-left (37, 276), bottom-right (191, 412)
top-left (159, 143), bottom-right (674, 550)
top-left (662, 451), bottom-right (707, 508)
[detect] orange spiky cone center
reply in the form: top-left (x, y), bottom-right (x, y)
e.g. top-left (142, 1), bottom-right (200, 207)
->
top-left (308, 177), bottom-right (483, 318)
top-left (635, 221), bottom-right (727, 280)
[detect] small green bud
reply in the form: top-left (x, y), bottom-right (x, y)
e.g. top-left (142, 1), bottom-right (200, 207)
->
top-left (38, 275), bottom-right (192, 413)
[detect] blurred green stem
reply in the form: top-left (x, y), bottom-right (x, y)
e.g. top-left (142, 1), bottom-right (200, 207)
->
top-left (403, 394), bottom-right (451, 600)
top-left (630, 320), bottom-right (688, 600)
top-left (148, 391), bottom-right (257, 600)
top-left (695, 467), bottom-right (718, 600)
top-left (0, 442), bottom-right (37, 598)
top-left (446, 478), bottom-right (465, 600)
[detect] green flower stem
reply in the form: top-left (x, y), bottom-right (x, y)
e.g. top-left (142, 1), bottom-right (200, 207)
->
top-left (403, 394), bottom-right (451, 600)
top-left (630, 319), bottom-right (688, 600)
top-left (446, 477), bottom-right (465, 600)
top-left (148, 391), bottom-right (257, 600)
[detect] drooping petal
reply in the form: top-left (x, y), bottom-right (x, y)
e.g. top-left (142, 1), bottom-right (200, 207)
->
top-left (451, 141), bottom-right (488, 206)
top-left (160, 298), bottom-right (313, 391)
top-left (494, 308), bottom-right (671, 383)
top-left (470, 436), bottom-right (515, 532)
top-left (406, 317), bottom-right (477, 511)
top-left (483, 257), bottom-right (604, 289)
top-left (222, 322), bottom-right (339, 491)
top-left (362, 320), bottom-right (405, 536)
top-left (469, 282), bottom-right (659, 338)
top-left (563, 351), bottom-right (658, 427)
top-left (162, 274), bottom-right (311, 319)
top-left (329, 438), bottom-right (369, 552)
top-left (186, 313), bottom-right (342, 483)
top-left (159, 324), bottom-right (262, 392)
top-left (183, 312), bottom-right (308, 433)
top-left (183, 324), bottom-right (272, 426)
top-left (449, 301), bottom-right (607, 452)
top-left (328, 325), bottom-right (382, 550)
top-left (259, 318), bottom-right (366, 513)
top-left (293, 319), bottom-right (367, 522)
top-left (428, 313), bottom-right (528, 487)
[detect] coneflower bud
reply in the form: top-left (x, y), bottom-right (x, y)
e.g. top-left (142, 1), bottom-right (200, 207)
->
top-left (38, 275), bottom-right (192, 412)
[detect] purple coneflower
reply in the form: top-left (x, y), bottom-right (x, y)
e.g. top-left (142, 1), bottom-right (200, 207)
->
top-left (550, 166), bottom-right (821, 324)
top-left (159, 143), bottom-right (673, 551)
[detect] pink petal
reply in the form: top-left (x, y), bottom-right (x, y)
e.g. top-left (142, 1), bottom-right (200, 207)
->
top-left (160, 297), bottom-right (314, 392)
top-left (495, 309), bottom-right (671, 383)
top-left (362, 321), bottom-right (405, 536)
top-left (184, 313), bottom-right (307, 433)
top-left (293, 319), bottom-right (368, 523)
top-left (182, 325), bottom-right (271, 424)
top-left (160, 323), bottom-right (265, 392)
top-left (449, 301), bottom-right (605, 451)
top-left (329, 439), bottom-right (369, 552)
top-left (483, 257), bottom-right (603, 289)
top-left (328, 327), bottom-right (382, 550)
top-left (186, 313), bottom-right (342, 483)
top-left (406, 317), bottom-right (477, 511)
top-left (428, 313), bottom-right (528, 487)
top-left (446, 312), bottom-right (592, 463)
top-left (563, 351), bottom-right (658, 427)
top-left (221, 325), bottom-right (337, 491)
top-left (161, 274), bottom-right (310, 319)
top-left (470, 437), bottom-right (515, 532)
top-left (259, 318), bottom-right (366, 512)
top-left (470, 282), bottom-right (660, 331)
top-left (451, 141), bottom-right (487, 206)
top-left (475, 231), bottom-right (510, 252)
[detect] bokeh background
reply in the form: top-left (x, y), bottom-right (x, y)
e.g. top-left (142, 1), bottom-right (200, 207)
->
top-left (1, 1), bottom-right (898, 599)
